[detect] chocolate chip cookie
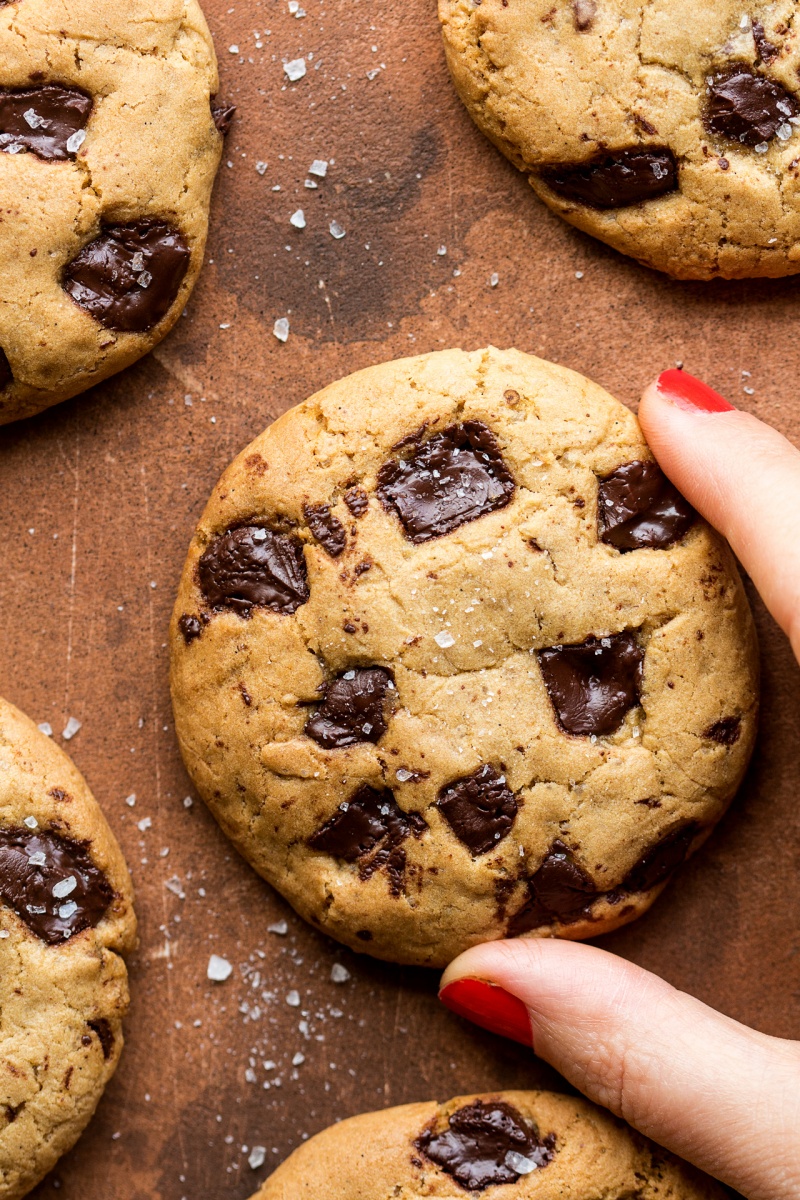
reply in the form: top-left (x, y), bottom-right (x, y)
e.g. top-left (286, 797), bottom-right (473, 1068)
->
top-left (439, 1), bottom-right (800, 280)
top-left (0, 0), bottom-right (228, 424)
top-left (170, 347), bottom-right (758, 968)
top-left (0, 696), bottom-right (136, 1200)
top-left (251, 1091), bottom-right (726, 1198)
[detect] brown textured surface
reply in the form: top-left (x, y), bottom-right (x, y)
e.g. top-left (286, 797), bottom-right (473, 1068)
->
top-left (0, 2), bottom-right (796, 1197)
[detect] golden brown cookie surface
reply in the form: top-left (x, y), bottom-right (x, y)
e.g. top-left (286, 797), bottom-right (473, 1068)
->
top-left (440, 1), bottom-right (800, 280)
top-left (170, 347), bottom-right (758, 967)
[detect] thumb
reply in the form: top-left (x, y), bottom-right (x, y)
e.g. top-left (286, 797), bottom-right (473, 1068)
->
top-left (440, 940), bottom-right (800, 1200)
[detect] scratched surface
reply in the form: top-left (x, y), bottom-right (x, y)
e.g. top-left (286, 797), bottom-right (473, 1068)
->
top-left (0, 2), bottom-right (797, 1198)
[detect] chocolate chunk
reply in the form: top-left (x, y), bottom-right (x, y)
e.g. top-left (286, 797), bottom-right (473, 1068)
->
top-left (199, 525), bottom-right (309, 617)
top-left (622, 825), bottom-right (696, 894)
top-left (598, 460), bottom-right (696, 551)
top-left (704, 716), bottom-right (741, 745)
top-left (87, 1018), bottom-right (114, 1060)
top-left (417, 1100), bottom-right (555, 1191)
top-left (178, 614), bottom-right (203, 644)
top-left (344, 487), bottom-right (369, 517)
top-left (377, 421), bottom-right (515, 544)
top-left (572, 0), bottom-right (596, 30)
top-left (304, 667), bottom-right (393, 749)
top-left (705, 67), bottom-right (798, 146)
top-left (304, 502), bottom-right (346, 558)
top-left (0, 348), bottom-right (11, 391)
top-left (0, 828), bottom-right (113, 945)
top-left (437, 766), bottom-right (518, 856)
top-left (753, 20), bottom-right (780, 65)
top-left (308, 785), bottom-right (426, 890)
top-left (210, 97), bottom-right (236, 135)
top-left (0, 85), bottom-right (92, 161)
top-left (541, 147), bottom-right (677, 209)
top-left (539, 632), bottom-right (644, 737)
top-left (509, 842), bottom-right (599, 934)
top-left (63, 220), bottom-right (190, 333)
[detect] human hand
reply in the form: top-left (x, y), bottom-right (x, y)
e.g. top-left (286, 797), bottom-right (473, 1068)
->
top-left (439, 369), bottom-right (800, 1200)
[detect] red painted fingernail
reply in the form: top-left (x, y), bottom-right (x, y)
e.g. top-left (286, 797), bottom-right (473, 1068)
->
top-left (656, 368), bottom-right (735, 414)
top-left (439, 978), bottom-right (534, 1048)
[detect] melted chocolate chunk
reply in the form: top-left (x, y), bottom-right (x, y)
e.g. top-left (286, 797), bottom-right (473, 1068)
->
top-left (210, 98), bottom-right (236, 135)
top-left (0, 85), bottom-right (92, 161)
top-left (87, 1018), bottom-right (114, 1060)
top-left (704, 716), bottom-right (741, 745)
top-left (539, 633), bottom-right (644, 737)
top-left (304, 503), bottom-right (346, 558)
top-left (344, 487), bottom-right (369, 517)
top-left (178, 614), bottom-right (203, 644)
top-left (199, 525), bottom-right (309, 617)
top-left (598, 460), bottom-right (696, 551)
top-left (753, 20), bottom-right (780, 65)
top-left (705, 67), bottom-right (798, 146)
top-left (541, 147), bottom-right (677, 209)
top-left (509, 842), bottom-right (598, 933)
top-left (572, 0), bottom-right (596, 30)
top-left (622, 825), bottom-right (696, 894)
top-left (377, 421), bottom-right (515, 544)
top-left (63, 220), bottom-right (190, 333)
top-left (417, 1101), bottom-right (555, 1191)
top-left (308, 785), bottom-right (426, 891)
top-left (0, 347), bottom-right (11, 391)
top-left (304, 667), bottom-right (393, 749)
top-left (0, 828), bottom-right (113, 945)
top-left (437, 766), bottom-right (518, 857)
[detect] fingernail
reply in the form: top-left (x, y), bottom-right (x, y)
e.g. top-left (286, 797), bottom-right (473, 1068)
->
top-left (656, 368), bottom-right (735, 414)
top-left (439, 978), bottom-right (534, 1048)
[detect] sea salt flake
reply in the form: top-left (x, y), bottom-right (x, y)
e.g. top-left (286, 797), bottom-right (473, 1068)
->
top-left (131, 252), bottom-right (146, 272)
top-left (268, 920), bottom-right (288, 936)
top-left (273, 317), bottom-right (290, 342)
top-left (255, 160), bottom-right (268, 176)
top-left (777, 122), bottom-right (793, 141)
top-left (23, 108), bottom-right (47, 129)
top-left (755, 141), bottom-right (769, 154)
top-left (207, 954), bottom-right (233, 982)
top-left (505, 1150), bottom-right (538, 1175)
top-left (290, 208), bottom-right (306, 229)
top-left (249, 1146), bottom-right (267, 1169)
top-left (66, 129), bottom-right (86, 154)
top-left (38, 723), bottom-right (52, 737)
top-left (286, 989), bottom-right (301, 1006)
top-left (435, 631), bottom-right (455, 648)
top-left (58, 900), bottom-right (78, 920)
top-left (53, 876), bottom-right (77, 899)
top-left (309, 159), bottom-right (328, 177)
top-left (125, 793), bottom-right (136, 807)
top-left (331, 963), bottom-right (351, 983)
top-left (396, 768), bottom-right (413, 782)
top-left (28, 851), bottom-right (46, 867)
top-left (292, 1052), bottom-right (305, 1065)
top-left (137, 816), bottom-right (152, 832)
top-left (137, 270), bottom-right (152, 288)
top-left (284, 58), bottom-right (306, 81)
top-left (329, 220), bottom-right (346, 239)
top-left (23, 816), bottom-right (38, 829)
top-left (62, 717), bottom-right (82, 741)
top-left (490, 272), bottom-right (499, 287)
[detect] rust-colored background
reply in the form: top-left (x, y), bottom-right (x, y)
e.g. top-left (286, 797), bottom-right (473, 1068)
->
top-left (2, 2), bottom-right (798, 1197)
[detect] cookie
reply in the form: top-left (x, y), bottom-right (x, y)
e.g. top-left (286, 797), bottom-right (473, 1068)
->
top-left (170, 347), bottom-right (758, 968)
top-left (0, 697), bottom-right (136, 1199)
top-left (251, 1090), bottom-right (725, 1198)
top-left (0, 0), bottom-right (229, 424)
top-left (439, 1), bottom-right (800, 280)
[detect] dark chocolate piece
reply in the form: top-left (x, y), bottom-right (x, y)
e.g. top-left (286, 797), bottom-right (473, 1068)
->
top-left (198, 525), bottom-right (309, 616)
top-left (417, 1100), bottom-right (555, 1191)
top-left (572, 0), bottom-right (596, 30)
top-left (63, 219), bottom-right (190, 333)
top-left (87, 1018), bottom-right (114, 1059)
top-left (437, 765), bottom-right (518, 856)
top-left (704, 716), bottom-right (741, 745)
top-left (598, 460), bottom-right (696, 551)
top-left (178, 614), bottom-right (203, 644)
top-left (304, 667), bottom-right (393, 749)
top-left (0, 348), bottom-right (11, 391)
top-left (752, 20), bottom-right (779, 64)
top-left (304, 502), bottom-right (346, 558)
top-left (622, 825), bottom-right (696, 894)
top-left (0, 85), bottom-right (92, 161)
top-left (344, 487), bottom-right (369, 517)
top-left (538, 632), bottom-right (644, 737)
top-left (541, 147), bottom-right (677, 209)
top-left (210, 98), bottom-right (236, 135)
top-left (0, 828), bottom-right (113, 945)
top-left (377, 421), bottom-right (515, 544)
top-left (509, 842), bottom-right (598, 933)
top-left (705, 66), bottom-right (798, 146)
top-left (308, 786), bottom-right (426, 892)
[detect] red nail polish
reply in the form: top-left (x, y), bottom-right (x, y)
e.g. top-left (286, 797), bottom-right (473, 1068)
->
top-left (439, 978), bottom-right (534, 1048)
top-left (656, 368), bottom-right (735, 414)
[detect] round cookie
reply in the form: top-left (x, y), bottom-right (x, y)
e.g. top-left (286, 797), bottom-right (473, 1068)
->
top-left (0, 697), bottom-right (136, 1199)
top-left (0, 0), bottom-right (229, 424)
top-left (251, 1090), bottom-right (725, 1198)
top-left (439, 1), bottom-right (800, 280)
top-left (170, 347), bottom-right (758, 968)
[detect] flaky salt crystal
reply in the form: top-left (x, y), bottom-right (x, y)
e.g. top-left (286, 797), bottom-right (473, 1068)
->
top-left (329, 220), bottom-right (346, 239)
top-left (249, 1146), bottom-right (267, 1169)
top-left (331, 963), bottom-right (350, 983)
top-left (207, 954), bottom-right (233, 982)
top-left (290, 209), bottom-right (306, 229)
top-left (62, 717), bottom-right (82, 740)
top-left (53, 876), bottom-right (77, 899)
top-left (273, 317), bottom-right (290, 342)
top-left (308, 159), bottom-right (328, 177)
top-left (434, 631), bottom-right (455, 648)
top-left (284, 58), bottom-right (306, 81)
top-left (505, 1150), bottom-right (538, 1175)
top-left (66, 129), bottom-right (86, 154)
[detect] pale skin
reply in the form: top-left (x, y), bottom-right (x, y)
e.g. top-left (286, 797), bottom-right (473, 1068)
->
top-left (441, 377), bottom-right (800, 1200)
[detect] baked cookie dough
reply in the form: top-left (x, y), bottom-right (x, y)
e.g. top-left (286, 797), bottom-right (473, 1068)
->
top-left (170, 347), bottom-right (758, 968)
top-left (0, 697), bottom-right (136, 1200)
top-left (439, 1), bottom-right (800, 280)
top-left (251, 1091), bottom-right (725, 1198)
top-left (0, 0), bottom-right (229, 424)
